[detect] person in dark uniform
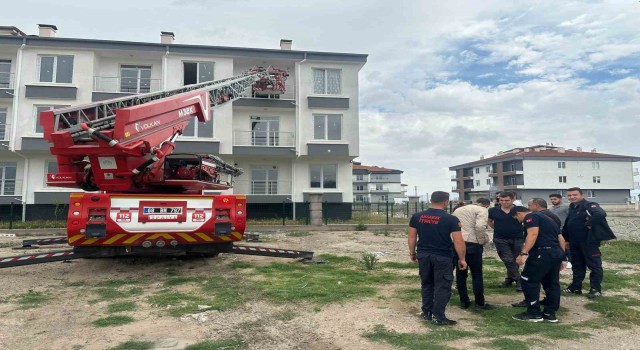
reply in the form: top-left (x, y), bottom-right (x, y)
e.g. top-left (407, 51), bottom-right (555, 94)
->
top-left (488, 191), bottom-right (525, 291)
top-left (511, 198), bottom-right (562, 308)
top-left (511, 206), bottom-right (567, 323)
top-left (562, 187), bottom-right (616, 299)
top-left (408, 191), bottom-right (467, 326)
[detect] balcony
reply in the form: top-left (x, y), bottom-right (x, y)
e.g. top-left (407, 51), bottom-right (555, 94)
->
top-left (234, 80), bottom-right (296, 109)
top-left (232, 131), bottom-right (295, 157)
top-left (233, 180), bottom-right (292, 203)
top-left (92, 76), bottom-right (162, 101)
top-left (0, 179), bottom-right (22, 197)
top-left (370, 187), bottom-right (390, 193)
top-left (0, 72), bottom-right (15, 99)
top-left (0, 72), bottom-right (14, 89)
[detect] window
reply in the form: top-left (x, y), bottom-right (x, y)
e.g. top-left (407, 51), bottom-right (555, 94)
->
top-left (44, 160), bottom-right (58, 187)
top-left (381, 195), bottom-right (388, 202)
top-left (476, 180), bottom-right (480, 186)
top-left (559, 176), bottom-right (567, 183)
top-left (250, 166), bottom-right (278, 194)
top-left (120, 65), bottom-right (151, 93)
top-left (38, 55), bottom-right (73, 83)
top-left (592, 162), bottom-right (600, 169)
top-left (486, 179), bottom-right (491, 185)
top-left (313, 68), bottom-right (341, 94)
top-left (587, 190), bottom-right (596, 198)
top-left (355, 194), bottom-right (364, 202)
top-left (475, 168), bottom-right (479, 174)
top-left (558, 161), bottom-right (566, 169)
top-left (34, 105), bottom-right (68, 133)
top-left (510, 163), bottom-right (516, 171)
top-left (556, 190), bottom-right (567, 197)
top-left (183, 62), bottom-right (214, 85)
top-left (593, 176), bottom-right (601, 183)
top-left (0, 107), bottom-right (7, 140)
top-left (182, 111), bottom-right (214, 138)
top-left (355, 185), bottom-right (364, 191)
top-left (356, 174), bottom-right (363, 181)
top-left (313, 114), bottom-right (341, 140)
top-left (250, 116), bottom-right (279, 146)
top-left (375, 184), bottom-right (383, 191)
top-left (0, 162), bottom-right (17, 195)
top-left (0, 60), bottom-right (10, 88)
top-left (485, 166), bottom-right (491, 172)
top-left (310, 164), bottom-right (337, 189)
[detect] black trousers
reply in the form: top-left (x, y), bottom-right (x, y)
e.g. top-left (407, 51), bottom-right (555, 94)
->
top-left (568, 241), bottom-right (603, 292)
top-left (454, 242), bottom-right (485, 306)
top-left (418, 252), bottom-right (454, 321)
top-left (494, 237), bottom-right (524, 282)
top-left (520, 247), bottom-right (564, 316)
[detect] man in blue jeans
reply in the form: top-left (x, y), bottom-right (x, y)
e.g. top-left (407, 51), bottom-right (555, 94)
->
top-left (488, 191), bottom-right (525, 291)
top-left (408, 191), bottom-right (467, 325)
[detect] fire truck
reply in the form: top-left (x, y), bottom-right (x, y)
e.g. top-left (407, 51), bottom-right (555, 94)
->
top-left (0, 66), bottom-right (313, 267)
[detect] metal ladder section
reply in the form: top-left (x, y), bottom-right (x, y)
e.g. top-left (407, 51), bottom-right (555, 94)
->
top-left (52, 70), bottom-right (270, 141)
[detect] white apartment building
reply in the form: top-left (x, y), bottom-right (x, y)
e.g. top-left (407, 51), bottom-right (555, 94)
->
top-left (0, 25), bottom-right (367, 219)
top-left (450, 145), bottom-right (640, 204)
top-left (352, 162), bottom-right (405, 203)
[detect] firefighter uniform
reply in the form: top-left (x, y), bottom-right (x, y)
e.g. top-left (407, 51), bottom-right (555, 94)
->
top-left (520, 211), bottom-right (564, 319)
top-left (410, 208), bottom-right (461, 322)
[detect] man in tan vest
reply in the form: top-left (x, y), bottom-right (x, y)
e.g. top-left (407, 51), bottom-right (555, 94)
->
top-left (452, 198), bottom-right (495, 310)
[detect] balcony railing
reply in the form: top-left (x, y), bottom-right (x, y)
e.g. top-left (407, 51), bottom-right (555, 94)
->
top-left (233, 180), bottom-right (291, 195)
top-left (93, 76), bottom-right (162, 94)
top-left (370, 187), bottom-right (390, 193)
top-left (233, 131), bottom-right (295, 147)
top-left (0, 72), bottom-right (14, 89)
top-left (0, 123), bottom-right (11, 141)
top-left (0, 179), bottom-right (23, 196)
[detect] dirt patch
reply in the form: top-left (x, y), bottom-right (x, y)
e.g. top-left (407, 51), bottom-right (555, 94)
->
top-left (0, 231), bottom-right (639, 350)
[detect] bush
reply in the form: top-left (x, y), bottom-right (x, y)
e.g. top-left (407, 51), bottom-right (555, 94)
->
top-left (355, 223), bottom-right (367, 231)
top-left (361, 252), bottom-right (379, 270)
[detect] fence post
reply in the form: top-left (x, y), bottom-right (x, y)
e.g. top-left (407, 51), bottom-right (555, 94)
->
top-left (421, 201), bottom-right (424, 211)
top-left (414, 202), bottom-right (418, 214)
top-left (386, 200), bottom-right (389, 225)
top-left (449, 201), bottom-right (453, 213)
top-left (305, 201), bottom-right (310, 225)
top-left (9, 201), bottom-right (14, 230)
top-left (406, 201), bottom-right (409, 218)
top-left (391, 202), bottom-right (394, 223)
top-left (282, 200), bottom-right (286, 226)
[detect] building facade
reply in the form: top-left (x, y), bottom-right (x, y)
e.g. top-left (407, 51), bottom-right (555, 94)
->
top-left (0, 25), bottom-right (367, 219)
top-left (352, 162), bottom-right (405, 203)
top-left (450, 145), bottom-right (640, 204)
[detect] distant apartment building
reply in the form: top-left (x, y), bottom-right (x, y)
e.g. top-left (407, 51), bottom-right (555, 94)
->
top-left (352, 162), bottom-right (405, 203)
top-left (450, 145), bottom-right (640, 203)
top-left (0, 24), bottom-right (367, 219)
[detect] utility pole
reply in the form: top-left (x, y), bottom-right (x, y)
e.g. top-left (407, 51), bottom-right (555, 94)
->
top-left (414, 186), bottom-right (417, 196)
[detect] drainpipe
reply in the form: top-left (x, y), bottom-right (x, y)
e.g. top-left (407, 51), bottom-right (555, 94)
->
top-left (10, 38), bottom-right (26, 151)
top-left (292, 52), bottom-right (307, 220)
top-left (162, 46), bottom-right (170, 90)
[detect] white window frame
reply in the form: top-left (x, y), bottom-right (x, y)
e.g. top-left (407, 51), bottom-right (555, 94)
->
top-left (476, 180), bottom-right (480, 186)
top-left (558, 161), bottom-right (566, 169)
top-left (44, 160), bottom-right (58, 188)
top-left (310, 164), bottom-right (337, 189)
top-left (180, 110), bottom-right (214, 139)
top-left (592, 162), bottom-right (600, 169)
top-left (486, 179), bottom-right (491, 185)
top-left (312, 68), bottom-right (342, 95)
top-left (119, 65), bottom-right (152, 93)
top-left (0, 161), bottom-right (17, 196)
top-left (250, 165), bottom-right (278, 195)
top-left (475, 168), bottom-right (479, 174)
top-left (182, 61), bottom-right (214, 85)
top-left (34, 105), bottom-right (69, 134)
top-left (485, 166), bottom-right (491, 172)
top-left (559, 176), bottom-right (567, 183)
top-left (355, 185), bottom-right (364, 191)
top-left (37, 55), bottom-right (74, 83)
top-left (0, 60), bottom-right (10, 88)
top-left (587, 190), bottom-right (596, 198)
top-left (593, 176), bottom-right (601, 184)
top-left (375, 184), bottom-right (383, 191)
top-left (355, 194), bottom-right (364, 202)
top-left (313, 114), bottom-right (342, 141)
top-left (0, 106), bottom-right (7, 140)
top-left (381, 195), bottom-right (388, 202)
top-left (356, 174), bottom-right (363, 181)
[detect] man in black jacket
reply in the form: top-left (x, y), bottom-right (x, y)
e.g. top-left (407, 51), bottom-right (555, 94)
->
top-left (562, 187), bottom-right (616, 299)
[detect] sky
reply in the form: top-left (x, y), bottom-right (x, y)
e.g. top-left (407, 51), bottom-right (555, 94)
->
top-left (3, 0), bottom-right (640, 199)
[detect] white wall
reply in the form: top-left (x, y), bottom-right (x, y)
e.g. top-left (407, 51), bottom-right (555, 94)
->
top-left (523, 159), bottom-right (634, 189)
